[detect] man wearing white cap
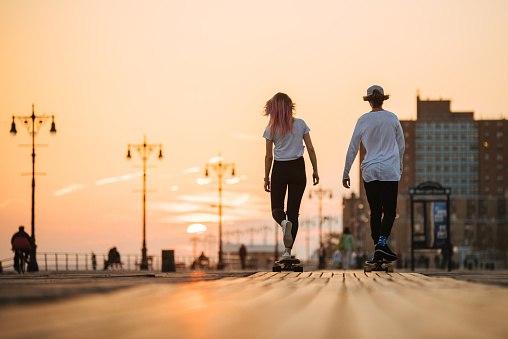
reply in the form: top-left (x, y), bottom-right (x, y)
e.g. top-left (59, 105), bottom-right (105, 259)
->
top-left (342, 85), bottom-right (405, 262)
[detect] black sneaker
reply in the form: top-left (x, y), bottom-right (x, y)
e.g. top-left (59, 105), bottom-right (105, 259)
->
top-left (375, 244), bottom-right (398, 261)
top-left (372, 249), bottom-right (384, 262)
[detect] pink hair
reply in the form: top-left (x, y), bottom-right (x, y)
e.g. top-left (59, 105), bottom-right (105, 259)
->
top-left (263, 92), bottom-right (295, 138)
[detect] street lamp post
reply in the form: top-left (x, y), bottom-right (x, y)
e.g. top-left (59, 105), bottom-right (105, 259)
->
top-left (10, 104), bottom-right (57, 272)
top-left (309, 186), bottom-right (333, 245)
top-left (126, 135), bottom-right (163, 270)
top-left (205, 154), bottom-right (235, 270)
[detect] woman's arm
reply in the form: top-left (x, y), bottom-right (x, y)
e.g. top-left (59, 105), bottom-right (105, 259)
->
top-left (303, 133), bottom-right (319, 185)
top-left (264, 139), bottom-right (274, 192)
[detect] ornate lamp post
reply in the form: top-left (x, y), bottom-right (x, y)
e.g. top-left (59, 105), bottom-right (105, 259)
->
top-left (309, 186), bottom-right (333, 245)
top-left (126, 135), bottom-right (163, 270)
top-left (204, 154), bottom-right (235, 270)
top-left (10, 104), bottom-right (57, 272)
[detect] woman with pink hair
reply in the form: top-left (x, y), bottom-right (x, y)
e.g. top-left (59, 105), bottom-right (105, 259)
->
top-left (263, 92), bottom-right (319, 259)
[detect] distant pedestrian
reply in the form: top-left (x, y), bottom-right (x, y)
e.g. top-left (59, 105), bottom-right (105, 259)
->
top-left (332, 250), bottom-right (342, 269)
top-left (91, 252), bottom-right (97, 271)
top-left (263, 92), bottom-right (319, 260)
top-left (342, 85), bottom-right (405, 263)
top-left (11, 226), bottom-right (33, 273)
top-left (239, 244), bottom-right (247, 269)
top-left (104, 247), bottom-right (122, 270)
top-left (191, 251), bottom-right (209, 269)
top-left (339, 227), bottom-right (355, 270)
top-left (318, 243), bottom-right (326, 269)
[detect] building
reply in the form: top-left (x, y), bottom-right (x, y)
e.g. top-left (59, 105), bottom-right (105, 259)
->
top-left (343, 94), bottom-right (508, 267)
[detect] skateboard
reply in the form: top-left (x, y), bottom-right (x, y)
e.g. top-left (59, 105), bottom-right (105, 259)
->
top-left (273, 258), bottom-right (303, 272)
top-left (364, 260), bottom-right (394, 273)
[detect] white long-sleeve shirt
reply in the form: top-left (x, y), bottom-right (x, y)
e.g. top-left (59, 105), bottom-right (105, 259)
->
top-left (343, 110), bottom-right (405, 182)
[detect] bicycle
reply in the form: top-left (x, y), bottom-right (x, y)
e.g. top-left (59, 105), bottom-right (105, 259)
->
top-left (15, 249), bottom-right (29, 274)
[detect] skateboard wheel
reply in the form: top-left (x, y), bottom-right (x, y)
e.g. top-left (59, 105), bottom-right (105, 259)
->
top-left (364, 266), bottom-right (372, 273)
top-left (273, 266), bottom-right (282, 272)
top-left (387, 266), bottom-right (394, 273)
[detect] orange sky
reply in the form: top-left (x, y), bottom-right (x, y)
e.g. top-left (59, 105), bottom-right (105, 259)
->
top-left (1, 0), bottom-right (507, 261)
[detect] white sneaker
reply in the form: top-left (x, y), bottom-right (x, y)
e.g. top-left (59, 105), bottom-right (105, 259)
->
top-left (281, 252), bottom-right (291, 260)
top-left (281, 220), bottom-right (293, 248)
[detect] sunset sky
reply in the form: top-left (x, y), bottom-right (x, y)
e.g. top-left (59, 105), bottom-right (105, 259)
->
top-left (1, 0), bottom-right (507, 262)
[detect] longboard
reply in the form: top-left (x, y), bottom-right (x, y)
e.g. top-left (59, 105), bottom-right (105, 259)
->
top-left (364, 260), bottom-right (394, 273)
top-left (273, 258), bottom-right (303, 272)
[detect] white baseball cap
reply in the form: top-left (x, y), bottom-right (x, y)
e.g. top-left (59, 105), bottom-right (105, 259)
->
top-left (366, 85), bottom-right (384, 96)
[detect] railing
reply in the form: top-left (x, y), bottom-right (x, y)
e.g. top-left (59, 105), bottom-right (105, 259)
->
top-left (0, 252), bottom-right (164, 272)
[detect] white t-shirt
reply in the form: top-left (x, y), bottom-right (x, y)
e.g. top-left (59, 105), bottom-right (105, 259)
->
top-left (263, 118), bottom-right (310, 161)
top-left (343, 110), bottom-right (405, 182)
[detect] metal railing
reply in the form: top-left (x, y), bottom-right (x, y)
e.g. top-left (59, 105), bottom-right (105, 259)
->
top-left (1, 252), bottom-right (163, 272)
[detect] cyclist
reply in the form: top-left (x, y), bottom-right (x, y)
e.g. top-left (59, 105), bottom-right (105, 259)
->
top-left (11, 226), bottom-right (33, 273)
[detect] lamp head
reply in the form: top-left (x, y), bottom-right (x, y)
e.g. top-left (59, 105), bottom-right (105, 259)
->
top-left (10, 116), bottom-right (17, 135)
top-left (50, 116), bottom-right (57, 134)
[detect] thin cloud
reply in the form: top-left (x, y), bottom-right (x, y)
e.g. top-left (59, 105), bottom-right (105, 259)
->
top-left (96, 172), bottom-right (143, 186)
top-left (0, 199), bottom-right (28, 208)
top-left (54, 184), bottom-right (85, 196)
top-left (232, 133), bottom-right (259, 142)
top-left (183, 167), bottom-right (200, 174)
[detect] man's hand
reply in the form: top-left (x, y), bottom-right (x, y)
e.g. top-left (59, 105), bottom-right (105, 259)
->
top-left (342, 178), bottom-right (350, 189)
top-left (264, 179), bottom-right (271, 192)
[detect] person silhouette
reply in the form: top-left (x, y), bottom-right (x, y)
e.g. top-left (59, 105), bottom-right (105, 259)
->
top-left (239, 244), bottom-right (247, 269)
top-left (11, 226), bottom-right (33, 273)
top-left (342, 85), bottom-right (405, 262)
top-left (263, 92), bottom-right (319, 260)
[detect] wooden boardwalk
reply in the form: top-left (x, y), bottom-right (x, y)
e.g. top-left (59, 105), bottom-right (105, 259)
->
top-left (1, 271), bottom-right (508, 339)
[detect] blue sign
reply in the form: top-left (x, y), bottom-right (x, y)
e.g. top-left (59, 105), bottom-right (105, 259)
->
top-left (431, 202), bottom-right (448, 248)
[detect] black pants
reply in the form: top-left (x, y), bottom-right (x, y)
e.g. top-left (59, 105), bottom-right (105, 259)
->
top-left (271, 157), bottom-right (306, 249)
top-left (364, 180), bottom-right (398, 244)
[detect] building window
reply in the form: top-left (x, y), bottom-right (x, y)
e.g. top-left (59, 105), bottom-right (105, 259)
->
top-left (497, 176), bottom-right (504, 182)
top-left (485, 175), bottom-right (490, 182)
top-left (485, 154), bottom-right (490, 161)
top-left (497, 132), bottom-right (503, 139)
top-left (498, 187), bottom-right (505, 194)
top-left (497, 154), bottom-right (503, 161)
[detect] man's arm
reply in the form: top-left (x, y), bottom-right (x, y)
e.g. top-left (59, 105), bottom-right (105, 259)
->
top-left (342, 121), bottom-right (362, 188)
top-left (396, 120), bottom-right (405, 174)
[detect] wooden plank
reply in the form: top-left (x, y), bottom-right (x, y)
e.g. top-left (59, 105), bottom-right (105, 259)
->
top-left (2, 272), bottom-right (508, 339)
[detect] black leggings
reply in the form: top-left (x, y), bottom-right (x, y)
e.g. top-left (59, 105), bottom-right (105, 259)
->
top-left (270, 157), bottom-right (306, 249)
top-left (364, 180), bottom-right (398, 244)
